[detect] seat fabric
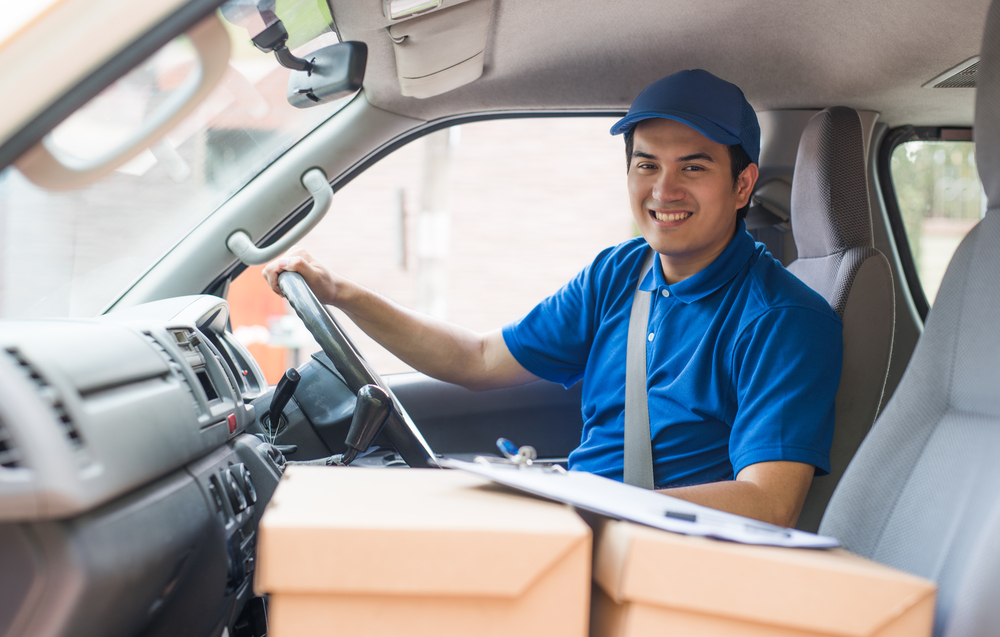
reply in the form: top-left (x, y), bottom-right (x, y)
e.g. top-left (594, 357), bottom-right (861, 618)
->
top-left (786, 106), bottom-right (895, 532)
top-left (820, 3), bottom-right (1000, 634)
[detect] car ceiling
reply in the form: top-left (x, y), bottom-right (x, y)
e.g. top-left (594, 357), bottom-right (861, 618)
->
top-left (331, 0), bottom-right (990, 128)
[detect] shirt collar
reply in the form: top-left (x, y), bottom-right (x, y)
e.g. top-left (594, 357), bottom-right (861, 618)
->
top-left (639, 219), bottom-right (757, 303)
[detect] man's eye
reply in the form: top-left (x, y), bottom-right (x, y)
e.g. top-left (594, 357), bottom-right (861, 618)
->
top-left (682, 165), bottom-right (705, 171)
top-left (637, 162), bottom-right (655, 170)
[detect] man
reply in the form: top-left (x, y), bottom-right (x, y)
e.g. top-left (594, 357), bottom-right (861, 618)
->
top-left (263, 69), bottom-right (843, 528)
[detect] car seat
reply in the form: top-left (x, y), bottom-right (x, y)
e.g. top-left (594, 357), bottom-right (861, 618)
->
top-left (818, 2), bottom-right (1000, 633)
top-left (784, 106), bottom-right (896, 532)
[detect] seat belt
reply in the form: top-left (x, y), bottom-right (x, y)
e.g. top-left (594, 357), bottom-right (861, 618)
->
top-left (623, 249), bottom-right (657, 489)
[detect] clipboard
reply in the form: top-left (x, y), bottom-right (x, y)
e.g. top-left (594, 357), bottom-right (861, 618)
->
top-left (439, 458), bottom-right (839, 549)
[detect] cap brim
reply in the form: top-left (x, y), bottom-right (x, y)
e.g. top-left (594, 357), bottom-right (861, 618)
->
top-left (610, 111), bottom-right (742, 148)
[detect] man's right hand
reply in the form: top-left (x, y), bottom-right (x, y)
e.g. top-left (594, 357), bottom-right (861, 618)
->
top-left (262, 246), bottom-right (348, 307)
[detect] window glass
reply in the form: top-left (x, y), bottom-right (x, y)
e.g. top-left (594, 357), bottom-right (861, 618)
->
top-left (0, 15), bottom-right (347, 319)
top-left (889, 140), bottom-right (986, 305)
top-left (228, 117), bottom-right (634, 383)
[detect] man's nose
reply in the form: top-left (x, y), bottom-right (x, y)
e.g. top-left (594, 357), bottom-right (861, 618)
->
top-left (651, 170), bottom-right (685, 202)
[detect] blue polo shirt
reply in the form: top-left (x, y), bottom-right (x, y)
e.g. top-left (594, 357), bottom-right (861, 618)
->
top-left (502, 220), bottom-right (843, 488)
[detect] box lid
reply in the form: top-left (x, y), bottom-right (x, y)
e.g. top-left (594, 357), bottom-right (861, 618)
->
top-left (593, 519), bottom-right (936, 636)
top-left (256, 466), bottom-right (590, 598)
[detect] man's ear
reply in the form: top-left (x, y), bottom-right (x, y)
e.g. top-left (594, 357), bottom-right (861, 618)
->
top-left (735, 163), bottom-right (759, 208)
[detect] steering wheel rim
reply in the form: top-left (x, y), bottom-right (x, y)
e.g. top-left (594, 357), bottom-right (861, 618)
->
top-left (277, 271), bottom-right (436, 468)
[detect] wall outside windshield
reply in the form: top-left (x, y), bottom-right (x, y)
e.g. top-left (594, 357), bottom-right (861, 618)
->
top-left (228, 117), bottom-right (634, 381)
top-left (0, 18), bottom-right (346, 319)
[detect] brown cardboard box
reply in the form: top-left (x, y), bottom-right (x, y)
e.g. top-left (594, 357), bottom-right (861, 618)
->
top-left (590, 518), bottom-right (936, 637)
top-left (255, 466), bottom-right (592, 637)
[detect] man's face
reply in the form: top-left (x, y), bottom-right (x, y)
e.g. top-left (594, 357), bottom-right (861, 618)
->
top-left (627, 119), bottom-right (756, 279)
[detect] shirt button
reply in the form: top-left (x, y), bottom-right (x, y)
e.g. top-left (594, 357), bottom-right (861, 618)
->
top-left (661, 289), bottom-right (671, 298)
top-left (647, 333), bottom-right (655, 342)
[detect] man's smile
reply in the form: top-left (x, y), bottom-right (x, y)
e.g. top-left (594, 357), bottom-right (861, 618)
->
top-left (651, 210), bottom-right (693, 222)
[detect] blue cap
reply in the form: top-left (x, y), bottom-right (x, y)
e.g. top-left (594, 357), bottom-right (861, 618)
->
top-left (610, 69), bottom-right (760, 165)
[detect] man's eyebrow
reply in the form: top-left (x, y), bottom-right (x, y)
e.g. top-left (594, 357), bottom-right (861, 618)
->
top-left (677, 152), bottom-right (715, 163)
top-left (631, 151), bottom-right (717, 163)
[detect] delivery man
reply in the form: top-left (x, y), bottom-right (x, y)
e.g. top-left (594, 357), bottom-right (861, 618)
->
top-left (263, 69), bottom-right (843, 528)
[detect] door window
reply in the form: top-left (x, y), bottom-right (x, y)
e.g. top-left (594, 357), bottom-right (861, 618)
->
top-left (228, 117), bottom-right (634, 382)
top-left (889, 139), bottom-right (985, 307)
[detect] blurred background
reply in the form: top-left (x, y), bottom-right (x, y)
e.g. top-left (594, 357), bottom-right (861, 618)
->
top-left (890, 140), bottom-right (987, 304)
top-left (227, 118), bottom-right (634, 382)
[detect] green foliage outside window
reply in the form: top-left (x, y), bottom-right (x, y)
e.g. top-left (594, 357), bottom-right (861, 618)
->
top-left (889, 141), bottom-right (986, 305)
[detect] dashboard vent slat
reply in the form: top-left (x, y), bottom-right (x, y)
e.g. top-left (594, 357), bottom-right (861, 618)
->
top-left (142, 334), bottom-right (201, 413)
top-left (5, 348), bottom-right (84, 450)
top-left (0, 420), bottom-right (22, 468)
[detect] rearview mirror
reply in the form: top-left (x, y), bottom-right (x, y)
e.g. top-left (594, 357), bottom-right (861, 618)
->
top-left (249, 19), bottom-right (367, 109)
top-left (287, 41), bottom-right (368, 108)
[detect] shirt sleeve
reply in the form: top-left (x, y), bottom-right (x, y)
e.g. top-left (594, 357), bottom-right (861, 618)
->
top-left (501, 255), bottom-right (606, 388)
top-left (728, 306), bottom-right (843, 476)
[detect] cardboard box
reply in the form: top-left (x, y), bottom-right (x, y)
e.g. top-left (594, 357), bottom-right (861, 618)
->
top-left (590, 518), bottom-right (936, 637)
top-left (255, 466), bottom-right (592, 637)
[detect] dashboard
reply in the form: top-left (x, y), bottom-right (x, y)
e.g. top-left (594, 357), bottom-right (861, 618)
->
top-left (0, 293), bottom-right (585, 637)
top-left (0, 296), bottom-right (284, 637)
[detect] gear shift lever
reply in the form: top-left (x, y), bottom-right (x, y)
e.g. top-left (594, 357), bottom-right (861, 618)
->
top-left (329, 384), bottom-right (393, 466)
top-left (268, 368), bottom-right (300, 436)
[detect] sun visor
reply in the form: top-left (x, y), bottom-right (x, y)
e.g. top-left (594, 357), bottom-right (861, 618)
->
top-left (387, 0), bottom-right (493, 99)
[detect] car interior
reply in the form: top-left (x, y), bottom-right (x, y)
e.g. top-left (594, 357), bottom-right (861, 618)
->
top-left (0, 0), bottom-right (997, 635)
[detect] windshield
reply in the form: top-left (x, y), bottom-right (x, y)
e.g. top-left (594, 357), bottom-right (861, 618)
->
top-left (0, 8), bottom-right (351, 319)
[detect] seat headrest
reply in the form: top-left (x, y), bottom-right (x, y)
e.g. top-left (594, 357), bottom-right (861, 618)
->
top-left (790, 106), bottom-right (873, 258)
top-left (977, 0), bottom-right (1000, 207)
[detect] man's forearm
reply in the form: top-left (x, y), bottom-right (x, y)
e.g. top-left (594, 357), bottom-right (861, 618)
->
top-left (659, 481), bottom-right (795, 527)
top-left (263, 249), bottom-right (535, 391)
top-left (658, 461), bottom-right (815, 528)
top-left (337, 283), bottom-right (482, 385)
top-left (334, 282), bottom-right (532, 391)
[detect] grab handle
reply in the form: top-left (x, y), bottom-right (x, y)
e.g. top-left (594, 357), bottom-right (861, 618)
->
top-left (226, 167), bottom-right (333, 265)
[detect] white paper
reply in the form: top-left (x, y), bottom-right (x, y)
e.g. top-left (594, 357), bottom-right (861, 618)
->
top-left (440, 459), bottom-right (839, 549)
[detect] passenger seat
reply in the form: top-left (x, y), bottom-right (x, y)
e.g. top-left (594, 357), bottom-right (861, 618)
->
top-left (784, 106), bottom-right (896, 532)
top-left (819, 2), bottom-right (1000, 632)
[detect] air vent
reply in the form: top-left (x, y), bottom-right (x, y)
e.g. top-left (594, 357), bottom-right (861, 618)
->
top-left (142, 333), bottom-right (201, 413)
top-left (924, 56), bottom-right (979, 89)
top-left (0, 419), bottom-right (22, 468)
top-left (5, 348), bottom-right (83, 449)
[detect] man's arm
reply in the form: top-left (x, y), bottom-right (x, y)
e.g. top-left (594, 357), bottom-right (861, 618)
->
top-left (262, 247), bottom-right (539, 392)
top-left (684, 305), bottom-right (840, 528)
top-left (659, 460), bottom-right (815, 527)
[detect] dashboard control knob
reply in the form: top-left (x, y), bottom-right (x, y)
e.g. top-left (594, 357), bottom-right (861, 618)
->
top-left (207, 476), bottom-right (227, 515)
top-left (238, 464), bottom-right (257, 504)
top-left (223, 468), bottom-right (247, 512)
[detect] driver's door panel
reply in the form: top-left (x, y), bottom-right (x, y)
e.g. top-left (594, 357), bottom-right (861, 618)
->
top-left (384, 372), bottom-right (584, 459)
top-left (256, 354), bottom-right (585, 464)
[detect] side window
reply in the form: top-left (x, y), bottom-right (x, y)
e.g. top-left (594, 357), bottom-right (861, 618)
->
top-left (228, 118), bottom-right (633, 383)
top-left (889, 137), bottom-right (985, 308)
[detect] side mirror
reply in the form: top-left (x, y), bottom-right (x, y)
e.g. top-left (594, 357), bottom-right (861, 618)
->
top-left (286, 41), bottom-right (367, 108)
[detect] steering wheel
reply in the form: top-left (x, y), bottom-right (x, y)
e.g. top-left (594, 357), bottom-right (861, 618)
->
top-left (277, 271), bottom-right (437, 468)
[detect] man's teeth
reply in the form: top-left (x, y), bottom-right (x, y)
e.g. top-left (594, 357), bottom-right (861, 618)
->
top-left (653, 211), bottom-right (692, 222)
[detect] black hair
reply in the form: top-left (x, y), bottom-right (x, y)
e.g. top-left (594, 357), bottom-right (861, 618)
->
top-left (624, 126), bottom-right (754, 219)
